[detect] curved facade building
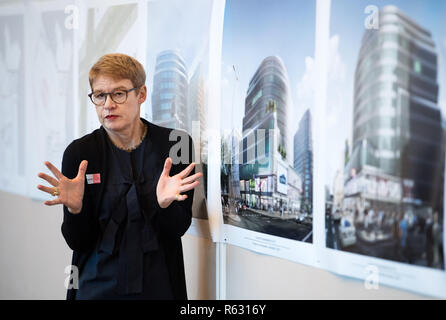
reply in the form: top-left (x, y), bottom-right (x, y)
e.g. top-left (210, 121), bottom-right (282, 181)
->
top-left (350, 5), bottom-right (443, 209)
top-left (238, 56), bottom-right (299, 212)
top-left (151, 50), bottom-right (188, 130)
top-left (241, 55), bottom-right (290, 172)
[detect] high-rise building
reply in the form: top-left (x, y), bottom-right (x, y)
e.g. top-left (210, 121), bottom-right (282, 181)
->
top-left (238, 56), bottom-right (300, 212)
top-left (294, 109), bottom-right (313, 211)
top-left (240, 56), bottom-right (290, 175)
top-left (230, 131), bottom-right (241, 199)
top-left (187, 63), bottom-right (207, 162)
top-left (347, 5), bottom-right (443, 211)
top-left (151, 50), bottom-right (188, 130)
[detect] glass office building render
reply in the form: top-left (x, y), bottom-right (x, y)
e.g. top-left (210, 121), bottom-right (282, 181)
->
top-left (346, 5), bottom-right (444, 216)
top-left (151, 50), bottom-right (188, 130)
top-left (294, 109), bottom-right (313, 213)
top-left (238, 56), bottom-right (301, 213)
top-left (241, 55), bottom-right (289, 169)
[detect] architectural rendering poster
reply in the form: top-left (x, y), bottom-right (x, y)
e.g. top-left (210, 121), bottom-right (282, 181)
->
top-left (0, 7), bottom-right (25, 196)
top-left (26, 2), bottom-right (76, 200)
top-left (218, 0), bottom-right (317, 266)
top-left (146, 0), bottom-right (213, 237)
top-left (214, 0), bottom-right (446, 297)
top-left (321, 0), bottom-right (446, 297)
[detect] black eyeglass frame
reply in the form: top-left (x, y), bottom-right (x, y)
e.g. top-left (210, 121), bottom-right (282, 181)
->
top-left (88, 87), bottom-right (137, 106)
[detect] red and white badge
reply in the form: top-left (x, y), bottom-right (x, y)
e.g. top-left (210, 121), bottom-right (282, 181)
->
top-left (86, 173), bottom-right (101, 184)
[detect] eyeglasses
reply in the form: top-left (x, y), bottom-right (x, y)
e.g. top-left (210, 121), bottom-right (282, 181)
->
top-left (88, 87), bottom-right (137, 106)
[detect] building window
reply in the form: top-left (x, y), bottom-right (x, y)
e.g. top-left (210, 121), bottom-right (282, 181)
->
top-left (252, 89), bottom-right (263, 106)
top-left (160, 112), bottom-right (171, 120)
top-left (160, 82), bottom-right (177, 89)
top-left (160, 102), bottom-right (171, 110)
top-left (413, 60), bottom-right (422, 74)
top-left (160, 92), bottom-right (174, 100)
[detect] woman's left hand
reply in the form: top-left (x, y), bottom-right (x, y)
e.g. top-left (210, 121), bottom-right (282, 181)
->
top-left (156, 157), bottom-right (203, 209)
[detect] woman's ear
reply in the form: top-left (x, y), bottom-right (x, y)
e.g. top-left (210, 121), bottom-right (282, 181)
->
top-left (138, 85), bottom-right (147, 104)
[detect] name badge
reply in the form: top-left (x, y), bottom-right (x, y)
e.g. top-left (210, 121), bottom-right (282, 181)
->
top-left (86, 173), bottom-right (101, 184)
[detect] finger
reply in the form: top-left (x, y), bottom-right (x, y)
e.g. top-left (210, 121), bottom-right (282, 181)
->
top-left (44, 161), bottom-right (63, 180)
top-left (181, 171), bottom-right (203, 185)
top-left (175, 194), bottom-right (188, 202)
top-left (37, 184), bottom-right (58, 195)
top-left (44, 198), bottom-right (62, 206)
top-left (161, 157), bottom-right (172, 178)
top-left (179, 180), bottom-right (199, 193)
top-left (178, 162), bottom-right (195, 179)
top-left (76, 160), bottom-right (88, 179)
top-left (37, 172), bottom-right (58, 186)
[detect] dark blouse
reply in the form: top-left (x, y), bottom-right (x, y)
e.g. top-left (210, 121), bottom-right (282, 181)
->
top-left (76, 130), bottom-right (173, 300)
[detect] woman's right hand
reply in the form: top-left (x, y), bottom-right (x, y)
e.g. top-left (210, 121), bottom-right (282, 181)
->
top-left (37, 160), bottom-right (88, 214)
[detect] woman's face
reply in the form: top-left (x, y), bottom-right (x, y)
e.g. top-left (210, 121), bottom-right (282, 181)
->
top-left (92, 75), bottom-right (146, 134)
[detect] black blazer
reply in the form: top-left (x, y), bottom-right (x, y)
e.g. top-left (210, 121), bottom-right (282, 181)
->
top-left (61, 118), bottom-right (195, 300)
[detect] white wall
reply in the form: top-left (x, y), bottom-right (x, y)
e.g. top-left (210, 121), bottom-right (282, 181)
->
top-left (225, 243), bottom-right (429, 299)
top-left (0, 191), bottom-right (70, 299)
top-left (0, 190), bottom-right (430, 300)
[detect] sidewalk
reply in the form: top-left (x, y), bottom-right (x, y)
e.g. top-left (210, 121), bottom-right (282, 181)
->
top-left (246, 207), bottom-right (299, 220)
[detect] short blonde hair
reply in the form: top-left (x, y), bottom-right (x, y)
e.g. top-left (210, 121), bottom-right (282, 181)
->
top-left (89, 53), bottom-right (146, 91)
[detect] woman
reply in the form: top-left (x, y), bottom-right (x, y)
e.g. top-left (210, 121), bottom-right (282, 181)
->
top-left (36, 53), bottom-right (202, 300)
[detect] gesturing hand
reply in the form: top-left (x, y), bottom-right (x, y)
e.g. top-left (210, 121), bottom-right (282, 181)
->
top-left (37, 160), bottom-right (88, 214)
top-left (156, 157), bottom-right (203, 209)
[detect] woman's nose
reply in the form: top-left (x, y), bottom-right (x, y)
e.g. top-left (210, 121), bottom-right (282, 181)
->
top-left (103, 94), bottom-right (117, 109)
